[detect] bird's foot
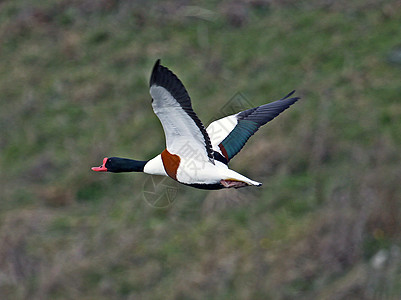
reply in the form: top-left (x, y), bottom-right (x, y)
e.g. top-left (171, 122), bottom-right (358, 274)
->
top-left (220, 179), bottom-right (248, 189)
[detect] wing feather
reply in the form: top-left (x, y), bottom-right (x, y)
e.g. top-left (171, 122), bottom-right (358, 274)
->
top-left (206, 91), bottom-right (300, 163)
top-left (149, 60), bottom-right (214, 163)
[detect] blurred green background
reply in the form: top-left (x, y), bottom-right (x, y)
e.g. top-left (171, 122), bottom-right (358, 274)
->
top-left (1, 0), bottom-right (401, 299)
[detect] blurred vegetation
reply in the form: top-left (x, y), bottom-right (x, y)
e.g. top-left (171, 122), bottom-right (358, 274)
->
top-left (1, 0), bottom-right (401, 299)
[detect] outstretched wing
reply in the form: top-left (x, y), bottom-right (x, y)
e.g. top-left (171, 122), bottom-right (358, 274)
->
top-left (207, 91), bottom-right (300, 163)
top-left (149, 59), bottom-right (214, 163)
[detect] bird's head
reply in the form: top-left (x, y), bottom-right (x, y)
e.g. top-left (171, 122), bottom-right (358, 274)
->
top-left (91, 157), bottom-right (147, 173)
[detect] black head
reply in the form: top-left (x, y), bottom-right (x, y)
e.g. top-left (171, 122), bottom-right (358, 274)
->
top-left (91, 157), bottom-right (147, 173)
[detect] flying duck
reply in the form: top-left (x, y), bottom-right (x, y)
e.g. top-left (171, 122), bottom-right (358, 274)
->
top-left (92, 59), bottom-right (300, 189)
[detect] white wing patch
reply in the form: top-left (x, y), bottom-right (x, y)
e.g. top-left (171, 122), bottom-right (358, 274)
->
top-left (206, 115), bottom-right (238, 152)
top-left (150, 85), bottom-right (210, 162)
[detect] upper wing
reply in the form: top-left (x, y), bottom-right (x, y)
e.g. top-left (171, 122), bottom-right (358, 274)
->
top-left (206, 91), bottom-right (300, 163)
top-left (149, 59), bottom-right (214, 163)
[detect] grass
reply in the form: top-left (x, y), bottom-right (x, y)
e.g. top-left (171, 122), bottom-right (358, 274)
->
top-left (1, 0), bottom-right (401, 299)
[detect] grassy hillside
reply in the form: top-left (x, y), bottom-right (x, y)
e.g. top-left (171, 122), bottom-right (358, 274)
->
top-left (1, 1), bottom-right (400, 299)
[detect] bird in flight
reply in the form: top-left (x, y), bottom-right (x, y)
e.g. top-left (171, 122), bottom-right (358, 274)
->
top-left (92, 59), bottom-right (300, 189)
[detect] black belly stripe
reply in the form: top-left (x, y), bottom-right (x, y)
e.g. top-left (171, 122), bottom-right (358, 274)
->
top-left (184, 183), bottom-right (224, 190)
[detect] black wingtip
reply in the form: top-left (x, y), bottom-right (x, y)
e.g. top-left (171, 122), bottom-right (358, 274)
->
top-left (281, 90), bottom-right (296, 100)
top-left (281, 90), bottom-right (301, 105)
top-left (150, 59), bottom-right (161, 87)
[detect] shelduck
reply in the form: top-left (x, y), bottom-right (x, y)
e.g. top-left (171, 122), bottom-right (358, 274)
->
top-left (92, 59), bottom-right (300, 189)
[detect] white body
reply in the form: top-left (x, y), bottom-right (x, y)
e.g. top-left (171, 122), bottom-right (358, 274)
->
top-left (144, 153), bottom-right (261, 186)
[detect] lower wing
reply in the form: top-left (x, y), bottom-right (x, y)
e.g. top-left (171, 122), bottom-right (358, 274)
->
top-left (206, 91), bottom-right (300, 163)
